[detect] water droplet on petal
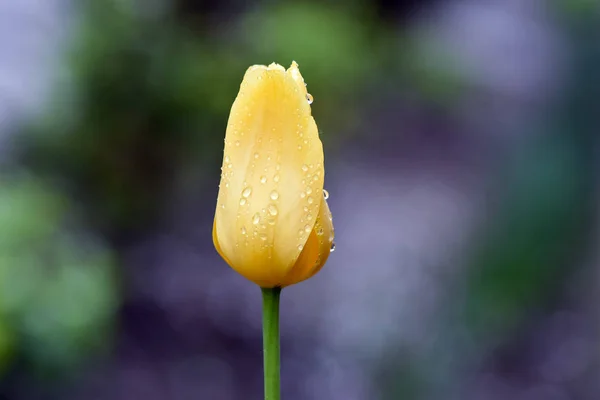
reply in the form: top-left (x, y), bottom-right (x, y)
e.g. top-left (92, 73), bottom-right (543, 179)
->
top-left (304, 224), bottom-right (311, 233)
top-left (239, 198), bottom-right (247, 206)
top-left (254, 153), bottom-right (259, 159)
top-left (273, 174), bottom-right (280, 183)
top-left (242, 187), bottom-right (252, 198)
top-left (306, 93), bottom-right (313, 104)
top-left (267, 204), bottom-right (278, 216)
top-left (235, 140), bottom-right (240, 147)
top-left (259, 233), bottom-right (268, 241)
top-left (297, 145), bottom-right (303, 150)
top-left (224, 156), bottom-right (230, 163)
top-left (307, 196), bottom-right (314, 204)
top-left (307, 213), bottom-right (313, 220)
top-left (270, 191), bottom-right (279, 200)
top-left (298, 229), bottom-right (304, 236)
top-left (300, 192), bottom-right (306, 199)
top-left (323, 189), bottom-right (329, 199)
top-left (241, 226), bottom-right (247, 235)
top-left (306, 187), bottom-right (312, 195)
top-left (301, 164), bottom-right (309, 172)
top-left (260, 175), bottom-right (267, 184)
top-left (252, 213), bottom-right (260, 225)
top-left (330, 242), bottom-right (336, 252)
top-left (297, 244), bottom-right (303, 251)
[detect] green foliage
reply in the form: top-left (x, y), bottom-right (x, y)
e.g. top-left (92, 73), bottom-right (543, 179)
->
top-left (464, 131), bottom-right (591, 338)
top-left (0, 176), bottom-right (118, 374)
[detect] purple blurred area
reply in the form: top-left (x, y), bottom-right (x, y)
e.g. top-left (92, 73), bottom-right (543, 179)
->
top-left (0, 0), bottom-right (599, 399)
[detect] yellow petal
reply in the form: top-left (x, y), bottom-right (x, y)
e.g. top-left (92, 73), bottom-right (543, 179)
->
top-left (279, 195), bottom-right (334, 286)
top-left (214, 62), bottom-right (325, 287)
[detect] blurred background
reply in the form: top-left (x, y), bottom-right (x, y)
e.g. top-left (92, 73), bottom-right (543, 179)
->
top-left (0, 0), bottom-right (599, 399)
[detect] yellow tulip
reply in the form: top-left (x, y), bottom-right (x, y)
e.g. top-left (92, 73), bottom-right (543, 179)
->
top-left (213, 61), bottom-right (334, 288)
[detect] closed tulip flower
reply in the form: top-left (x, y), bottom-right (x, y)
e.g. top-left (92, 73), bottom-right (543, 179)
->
top-left (213, 61), bottom-right (334, 289)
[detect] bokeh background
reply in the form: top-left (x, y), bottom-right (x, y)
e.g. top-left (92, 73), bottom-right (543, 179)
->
top-left (0, 0), bottom-right (599, 399)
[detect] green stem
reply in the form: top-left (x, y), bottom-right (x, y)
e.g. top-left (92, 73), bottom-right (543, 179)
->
top-left (261, 286), bottom-right (281, 400)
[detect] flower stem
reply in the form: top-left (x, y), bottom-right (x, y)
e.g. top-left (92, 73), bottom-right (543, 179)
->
top-left (261, 286), bottom-right (281, 400)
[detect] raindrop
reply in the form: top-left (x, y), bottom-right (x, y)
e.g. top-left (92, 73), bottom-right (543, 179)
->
top-left (270, 191), bottom-right (279, 200)
top-left (330, 242), bottom-right (336, 252)
top-left (307, 213), bottom-right (313, 220)
top-left (273, 174), bottom-right (280, 183)
top-left (306, 187), bottom-right (313, 195)
top-left (260, 175), bottom-right (267, 184)
top-left (252, 213), bottom-right (260, 225)
top-left (323, 189), bottom-right (329, 200)
top-left (297, 145), bottom-right (303, 150)
top-left (301, 164), bottom-right (309, 172)
top-left (303, 206), bottom-right (309, 212)
top-left (300, 192), bottom-right (306, 199)
top-left (242, 187), bottom-right (252, 198)
top-left (307, 196), bottom-right (314, 204)
top-left (297, 244), bottom-right (303, 251)
top-left (306, 93), bottom-right (313, 104)
top-left (259, 233), bottom-right (268, 241)
top-left (239, 198), bottom-right (247, 206)
top-left (304, 224), bottom-right (311, 233)
top-left (235, 140), bottom-right (240, 147)
top-left (267, 204), bottom-right (278, 216)
top-left (317, 227), bottom-right (324, 235)
top-left (267, 218), bottom-right (276, 225)
top-left (254, 153), bottom-right (260, 159)
top-left (298, 229), bottom-right (304, 236)
top-left (224, 156), bottom-right (230, 163)
top-left (241, 226), bottom-right (247, 235)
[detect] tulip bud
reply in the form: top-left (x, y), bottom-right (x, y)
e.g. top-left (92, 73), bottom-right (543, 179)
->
top-left (213, 62), bottom-right (334, 288)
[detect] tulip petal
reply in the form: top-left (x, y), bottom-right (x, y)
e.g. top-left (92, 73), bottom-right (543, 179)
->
top-left (212, 218), bottom-right (232, 267)
top-left (279, 228), bottom-right (320, 286)
top-left (214, 62), bottom-right (324, 287)
top-left (280, 195), bottom-right (334, 286)
top-left (305, 196), bottom-right (334, 280)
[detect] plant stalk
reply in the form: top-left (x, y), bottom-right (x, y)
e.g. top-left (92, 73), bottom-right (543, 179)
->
top-left (261, 286), bottom-right (281, 400)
